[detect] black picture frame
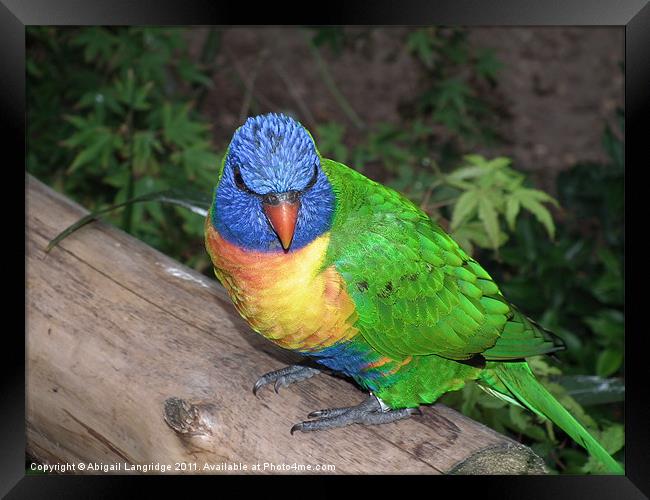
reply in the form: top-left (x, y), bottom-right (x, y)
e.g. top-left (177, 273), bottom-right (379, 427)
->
top-left (9, 1), bottom-right (648, 497)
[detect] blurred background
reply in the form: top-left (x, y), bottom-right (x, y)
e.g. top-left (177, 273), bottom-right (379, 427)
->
top-left (26, 26), bottom-right (624, 473)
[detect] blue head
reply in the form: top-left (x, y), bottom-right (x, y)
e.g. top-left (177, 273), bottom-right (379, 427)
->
top-left (211, 113), bottom-right (335, 252)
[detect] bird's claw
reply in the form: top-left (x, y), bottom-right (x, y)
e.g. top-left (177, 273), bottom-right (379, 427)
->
top-left (252, 365), bottom-right (321, 396)
top-left (290, 395), bottom-right (421, 434)
top-left (410, 407), bottom-right (424, 417)
top-left (252, 379), bottom-right (265, 396)
top-left (290, 423), bottom-right (303, 435)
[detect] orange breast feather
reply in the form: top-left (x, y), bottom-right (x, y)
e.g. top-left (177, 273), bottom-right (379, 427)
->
top-left (205, 222), bottom-right (359, 351)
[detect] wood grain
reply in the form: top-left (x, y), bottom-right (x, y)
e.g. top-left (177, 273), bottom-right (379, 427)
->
top-left (25, 174), bottom-right (546, 474)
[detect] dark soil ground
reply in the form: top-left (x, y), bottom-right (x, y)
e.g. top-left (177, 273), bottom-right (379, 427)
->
top-left (191, 27), bottom-right (623, 192)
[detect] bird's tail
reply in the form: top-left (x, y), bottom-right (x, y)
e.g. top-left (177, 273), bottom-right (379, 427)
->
top-left (486, 361), bottom-right (624, 474)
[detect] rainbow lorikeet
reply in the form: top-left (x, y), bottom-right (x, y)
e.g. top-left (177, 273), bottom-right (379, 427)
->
top-left (205, 113), bottom-right (623, 473)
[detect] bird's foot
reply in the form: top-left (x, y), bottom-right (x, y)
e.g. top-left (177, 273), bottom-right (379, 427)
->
top-left (253, 364), bottom-right (321, 395)
top-left (290, 394), bottom-right (421, 434)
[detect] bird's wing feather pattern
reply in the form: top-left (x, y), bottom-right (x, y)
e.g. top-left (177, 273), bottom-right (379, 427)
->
top-left (321, 159), bottom-right (563, 361)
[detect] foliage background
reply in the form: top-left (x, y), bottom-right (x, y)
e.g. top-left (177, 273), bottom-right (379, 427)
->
top-left (26, 26), bottom-right (624, 474)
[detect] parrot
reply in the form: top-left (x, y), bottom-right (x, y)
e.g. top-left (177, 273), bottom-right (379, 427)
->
top-left (204, 112), bottom-right (623, 474)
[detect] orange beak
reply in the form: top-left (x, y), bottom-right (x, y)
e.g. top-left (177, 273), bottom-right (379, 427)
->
top-left (263, 198), bottom-right (300, 251)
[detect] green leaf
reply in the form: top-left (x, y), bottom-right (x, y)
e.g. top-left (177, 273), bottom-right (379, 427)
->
top-left (70, 27), bottom-right (117, 64)
top-left (444, 177), bottom-right (475, 191)
top-left (581, 424), bottom-right (624, 473)
top-left (406, 29), bottom-right (436, 68)
top-left (462, 154), bottom-right (490, 167)
top-left (514, 190), bottom-right (556, 240)
top-left (450, 190), bottom-right (478, 230)
top-left (177, 58), bottom-right (214, 88)
top-left (477, 194), bottom-right (500, 250)
top-left (161, 102), bottom-right (210, 148)
top-left (316, 122), bottom-right (348, 163)
top-left (602, 123), bottom-right (623, 170)
top-left (523, 188), bottom-right (560, 207)
top-left (475, 48), bottom-right (503, 81)
top-left (445, 165), bottom-right (486, 182)
top-left (598, 424), bottom-right (625, 454)
top-left (543, 381), bottom-right (597, 430)
top-left (171, 144), bottom-right (221, 179)
top-left (555, 375), bottom-right (624, 406)
top-left (596, 349), bottom-right (623, 377)
top-left (452, 221), bottom-right (508, 251)
top-left (598, 247), bottom-right (621, 276)
top-left (484, 156), bottom-right (511, 170)
top-left (449, 228), bottom-right (474, 256)
top-left (132, 81), bottom-right (154, 110)
top-left (114, 68), bottom-right (137, 105)
top-left (26, 58), bottom-right (43, 78)
top-left (435, 78), bottom-right (472, 114)
top-left (309, 27), bottom-right (347, 54)
top-left (505, 197), bottom-right (520, 231)
top-left (584, 309), bottom-right (624, 342)
top-left (66, 127), bottom-right (119, 173)
top-left (132, 130), bottom-right (162, 174)
top-left (528, 356), bottom-right (562, 377)
top-left (507, 405), bottom-right (547, 441)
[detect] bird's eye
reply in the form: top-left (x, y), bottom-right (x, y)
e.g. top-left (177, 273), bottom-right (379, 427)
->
top-left (232, 165), bottom-right (262, 197)
top-left (303, 164), bottom-right (319, 191)
top-left (233, 166), bottom-right (247, 190)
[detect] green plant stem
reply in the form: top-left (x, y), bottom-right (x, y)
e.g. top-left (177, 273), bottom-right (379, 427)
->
top-left (196, 28), bottom-right (221, 108)
top-left (225, 47), bottom-right (282, 112)
top-left (239, 48), bottom-right (269, 122)
top-left (425, 197), bottom-right (457, 211)
top-left (121, 87), bottom-right (136, 233)
top-left (302, 30), bottom-right (365, 131)
top-left (272, 59), bottom-right (317, 130)
top-left (121, 132), bottom-right (135, 233)
top-left (200, 28), bottom-right (222, 67)
top-left (418, 179), bottom-right (445, 209)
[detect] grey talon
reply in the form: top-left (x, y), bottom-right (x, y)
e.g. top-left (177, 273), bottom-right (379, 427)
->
top-left (252, 365), bottom-right (321, 396)
top-left (290, 423), bottom-right (302, 435)
top-left (252, 380), bottom-right (264, 396)
top-left (290, 394), bottom-right (417, 433)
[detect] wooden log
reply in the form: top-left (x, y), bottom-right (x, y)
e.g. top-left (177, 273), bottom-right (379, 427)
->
top-left (25, 174), bottom-right (547, 475)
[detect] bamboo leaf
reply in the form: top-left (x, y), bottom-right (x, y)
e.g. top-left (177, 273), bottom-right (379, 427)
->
top-left (46, 189), bottom-right (212, 252)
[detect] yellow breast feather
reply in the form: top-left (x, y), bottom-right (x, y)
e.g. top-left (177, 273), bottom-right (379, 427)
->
top-left (205, 222), bottom-right (358, 351)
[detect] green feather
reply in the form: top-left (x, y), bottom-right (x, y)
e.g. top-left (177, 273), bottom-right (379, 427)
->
top-left (483, 307), bottom-right (565, 360)
top-left (487, 362), bottom-right (624, 474)
top-left (315, 157), bottom-right (622, 473)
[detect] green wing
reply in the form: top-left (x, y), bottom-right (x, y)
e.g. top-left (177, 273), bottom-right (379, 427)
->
top-left (321, 159), bottom-right (563, 361)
